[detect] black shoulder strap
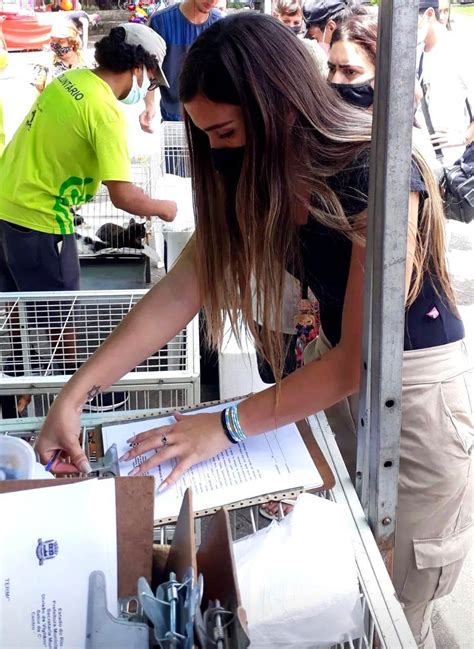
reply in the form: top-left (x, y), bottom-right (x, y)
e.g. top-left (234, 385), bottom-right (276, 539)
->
top-left (417, 52), bottom-right (444, 161)
top-left (466, 98), bottom-right (473, 123)
top-left (417, 51), bottom-right (424, 81)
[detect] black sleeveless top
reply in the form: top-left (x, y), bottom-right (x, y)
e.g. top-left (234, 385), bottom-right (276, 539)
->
top-left (296, 156), bottom-right (464, 350)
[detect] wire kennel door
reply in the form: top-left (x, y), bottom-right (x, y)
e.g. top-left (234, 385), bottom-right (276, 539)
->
top-left (0, 290), bottom-right (200, 419)
top-left (160, 122), bottom-right (191, 178)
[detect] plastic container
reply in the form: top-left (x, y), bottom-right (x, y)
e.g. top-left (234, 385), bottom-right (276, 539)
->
top-left (0, 435), bottom-right (36, 480)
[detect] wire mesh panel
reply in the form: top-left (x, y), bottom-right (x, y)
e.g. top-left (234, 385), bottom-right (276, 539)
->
top-left (160, 121), bottom-right (191, 178)
top-left (75, 155), bottom-right (160, 255)
top-left (0, 290), bottom-right (200, 418)
top-left (0, 385), bottom-right (195, 421)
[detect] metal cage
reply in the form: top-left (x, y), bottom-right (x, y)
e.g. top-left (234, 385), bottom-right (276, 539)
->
top-left (0, 290), bottom-right (200, 419)
top-left (75, 154), bottom-right (160, 255)
top-left (160, 121), bottom-right (191, 178)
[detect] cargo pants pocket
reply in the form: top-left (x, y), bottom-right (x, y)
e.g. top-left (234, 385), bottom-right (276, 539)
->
top-left (401, 523), bottom-right (473, 603)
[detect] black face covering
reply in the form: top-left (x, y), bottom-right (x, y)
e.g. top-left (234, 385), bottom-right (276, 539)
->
top-left (289, 25), bottom-right (302, 35)
top-left (331, 80), bottom-right (375, 109)
top-left (210, 146), bottom-right (245, 183)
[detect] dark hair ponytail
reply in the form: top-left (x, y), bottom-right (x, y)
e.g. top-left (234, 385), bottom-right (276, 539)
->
top-left (94, 26), bottom-right (160, 72)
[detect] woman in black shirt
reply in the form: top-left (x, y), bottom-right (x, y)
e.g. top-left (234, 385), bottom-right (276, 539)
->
top-left (37, 15), bottom-right (472, 647)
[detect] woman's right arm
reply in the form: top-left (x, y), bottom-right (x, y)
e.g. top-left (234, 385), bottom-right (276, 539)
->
top-left (35, 237), bottom-right (202, 473)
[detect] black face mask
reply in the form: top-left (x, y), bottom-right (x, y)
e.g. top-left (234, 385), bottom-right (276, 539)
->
top-left (210, 146), bottom-right (245, 184)
top-left (289, 25), bottom-right (302, 35)
top-left (331, 80), bottom-right (375, 109)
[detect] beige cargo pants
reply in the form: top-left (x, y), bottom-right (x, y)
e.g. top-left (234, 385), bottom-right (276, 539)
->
top-left (305, 331), bottom-right (473, 649)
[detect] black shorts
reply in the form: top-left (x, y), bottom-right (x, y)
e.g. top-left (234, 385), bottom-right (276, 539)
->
top-left (0, 221), bottom-right (80, 330)
top-left (0, 220), bottom-right (80, 293)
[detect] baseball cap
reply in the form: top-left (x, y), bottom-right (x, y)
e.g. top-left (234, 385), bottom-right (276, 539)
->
top-left (303, 0), bottom-right (346, 25)
top-left (119, 22), bottom-right (169, 88)
top-left (418, 0), bottom-right (439, 9)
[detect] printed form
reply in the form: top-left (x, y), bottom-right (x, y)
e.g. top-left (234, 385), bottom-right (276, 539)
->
top-left (0, 479), bottom-right (117, 649)
top-left (102, 403), bottom-right (322, 520)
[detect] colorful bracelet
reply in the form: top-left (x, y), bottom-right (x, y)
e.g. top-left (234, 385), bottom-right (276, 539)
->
top-left (229, 405), bottom-right (246, 441)
top-left (220, 406), bottom-right (248, 444)
top-left (221, 408), bottom-right (238, 444)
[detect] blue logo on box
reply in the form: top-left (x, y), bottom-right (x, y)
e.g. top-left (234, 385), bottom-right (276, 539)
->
top-left (36, 538), bottom-right (59, 566)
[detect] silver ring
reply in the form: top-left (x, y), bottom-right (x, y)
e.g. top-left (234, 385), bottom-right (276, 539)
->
top-left (161, 434), bottom-right (168, 447)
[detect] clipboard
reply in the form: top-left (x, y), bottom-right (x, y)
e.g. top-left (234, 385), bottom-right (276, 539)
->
top-left (151, 489), bottom-right (250, 648)
top-left (152, 488), bottom-right (197, 590)
top-left (0, 476), bottom-right (155, 598)
top-left (92, 398), bottom-right (335, 525)
top-left (197, 507), bottom-right (250, 648)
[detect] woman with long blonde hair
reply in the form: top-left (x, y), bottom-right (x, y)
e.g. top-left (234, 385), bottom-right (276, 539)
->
top-left (37, 14), bottom-right (472, 648)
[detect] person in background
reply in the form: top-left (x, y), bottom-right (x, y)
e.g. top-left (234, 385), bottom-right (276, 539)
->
top-left (302, 0), bottom-right (346, 47)
top-left (0, 23), bottom-right (176, 415)
top-left (33, 22), bottom-right (86, 94)
top-left (0, 31), bottom-right (5, 156)
top-left (0, 99), bottom-right (4, 157)
top-left (438, 0), bottom-right (451, 29)
top-left (141, 0), bottom-right (221, 131)
top-left (327, 14), bottom-right (376, 108)
top-left (273, 0), bottom-right (304, 35)
top-left (0, 23), bottom-right (176, 295)
top-left (417, 0), bottom-right (474, 166)
top-left (36, 15), bottom-right (471, 649)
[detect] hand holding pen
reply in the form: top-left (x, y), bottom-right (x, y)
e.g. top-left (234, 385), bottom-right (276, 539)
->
top-left (43, 448), bottom-right (92, 475)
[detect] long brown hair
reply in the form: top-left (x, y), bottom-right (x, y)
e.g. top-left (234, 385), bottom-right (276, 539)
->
top-left (180, 13), bottom-right (455, 381)
top-left (331, 14), bottom-right (378, 67)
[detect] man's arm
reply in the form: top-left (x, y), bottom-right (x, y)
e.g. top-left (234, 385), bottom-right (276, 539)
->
top-left (104, 181), bottom-right (176, 222)
top-left (139, 91), bottom-right (157, 134)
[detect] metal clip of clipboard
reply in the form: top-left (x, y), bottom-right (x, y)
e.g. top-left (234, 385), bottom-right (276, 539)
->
top-left (88, 443), bottom-right (120, 478)
top-left (85, 571), bottom-right (149, 649)
top-left (86, 567), bottom-right (203, 649)
top-left (138, 568), bottom-right (203, 649)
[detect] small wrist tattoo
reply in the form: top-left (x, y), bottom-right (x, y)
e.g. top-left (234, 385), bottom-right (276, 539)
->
top-left (86, 385), bottom-right (101, 401)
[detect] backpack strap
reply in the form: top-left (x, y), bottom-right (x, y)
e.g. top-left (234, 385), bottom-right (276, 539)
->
top-left (417, 51), bottom-right (444, 161)
top-left (466, 98), bottom-right (473, 124)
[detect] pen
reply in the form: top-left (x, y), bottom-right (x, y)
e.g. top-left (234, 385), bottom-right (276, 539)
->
top-left (45, 449), bottom-right (62, 473)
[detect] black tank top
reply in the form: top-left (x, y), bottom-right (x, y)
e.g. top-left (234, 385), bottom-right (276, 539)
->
top-left (297, 154), bottom-right (464, 350)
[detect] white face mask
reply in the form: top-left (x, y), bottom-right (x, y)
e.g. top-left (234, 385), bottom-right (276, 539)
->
top-left (121, 66), bottom-right (149, 105)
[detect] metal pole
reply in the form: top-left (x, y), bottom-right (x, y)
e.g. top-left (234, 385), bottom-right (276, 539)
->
top-left (355, 0), bottom-right (419, 560)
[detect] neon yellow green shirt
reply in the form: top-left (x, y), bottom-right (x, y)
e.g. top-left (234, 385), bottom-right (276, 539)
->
top-left (0, 98), bottom-right (4, 157)
top-left (0, 69), bottom-right (131, 235)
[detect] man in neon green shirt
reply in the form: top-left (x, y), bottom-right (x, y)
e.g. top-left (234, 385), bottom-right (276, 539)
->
top-left (0, 23), bottom-right (176, 291)
top-left (0, 98), bottom-right (4, 157)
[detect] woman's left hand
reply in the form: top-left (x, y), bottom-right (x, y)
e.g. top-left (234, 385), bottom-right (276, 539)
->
top-left (120, 411), bottom-right (232, 490)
